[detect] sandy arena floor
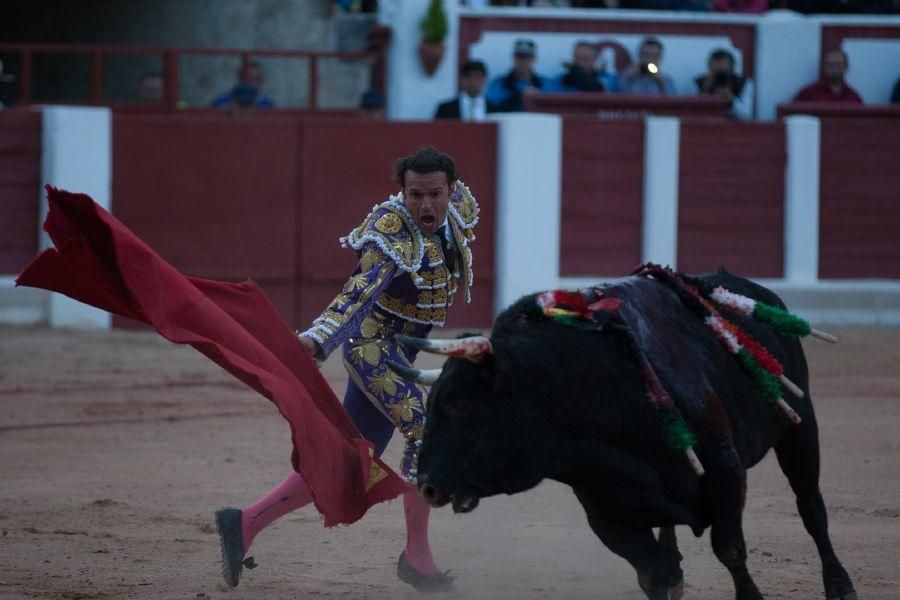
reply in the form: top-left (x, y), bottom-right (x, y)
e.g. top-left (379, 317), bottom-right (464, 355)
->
top-left (1, 325), bottom-right (899, 600)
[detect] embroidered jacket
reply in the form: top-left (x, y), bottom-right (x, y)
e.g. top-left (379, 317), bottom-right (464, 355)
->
top-left (301, 181), bottom-right (479, 358)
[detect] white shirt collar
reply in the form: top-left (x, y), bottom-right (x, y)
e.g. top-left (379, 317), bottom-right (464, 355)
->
top-left (458, 94), bottom-right (487, 121)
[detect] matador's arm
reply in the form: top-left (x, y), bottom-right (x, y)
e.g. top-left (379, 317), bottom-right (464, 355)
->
top-left (299, 245), bottom-right (396, 359)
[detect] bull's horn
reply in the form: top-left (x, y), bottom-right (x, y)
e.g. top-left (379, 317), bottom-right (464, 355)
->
top-left (386, 361), bottom-right (442, 386)
top-left (396, 335), bottom-right (492, 362)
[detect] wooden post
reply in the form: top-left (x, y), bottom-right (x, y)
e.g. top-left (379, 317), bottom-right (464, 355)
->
top-left (20, 49), bottom-right (32, 105)
top-left (309, 56), bottom-right (319, 110)
top-left (163, 50), bottom-right (179, 112)
top-left (90, 50), bottom-right (103, 104)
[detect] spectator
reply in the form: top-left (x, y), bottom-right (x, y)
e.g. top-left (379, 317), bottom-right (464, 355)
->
top-left (138, 72), bottom-right (164, 104)
top-left (793, 49), bottom-right (863, 105)
top-left (555, 41), bottom-right (616, 93)
top-left (892, 77), bottom-right (900, 104)
top-left (783, 0), bottom-right (894, 13)
top-left (713, 0), bottom-right (767, 11)
top-left (435, 60), bottom-right (499, 120)
top-left (695, 49), bottom-right (753, 119)
top-left (620, 37), bottom-right (676, 96)
top-left (359, 89), bottom-right (385, 119)
top-left (628, 0), bottom-right (710, 9)
top-left (211, 61), bottom-right (276, 109)
top-left (485, 39), bottom-right (550, 112)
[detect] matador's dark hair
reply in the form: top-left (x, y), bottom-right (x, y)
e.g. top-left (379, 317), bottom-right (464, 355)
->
top-left (394, 146), bottom-right (459, 188)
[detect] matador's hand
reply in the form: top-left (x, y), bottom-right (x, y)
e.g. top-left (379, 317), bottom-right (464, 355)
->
top-left (299, 335), bottom-right (324, 363)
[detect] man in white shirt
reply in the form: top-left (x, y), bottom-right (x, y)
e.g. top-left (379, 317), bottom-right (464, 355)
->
top-left (434, 60), bottom-right (499, 121)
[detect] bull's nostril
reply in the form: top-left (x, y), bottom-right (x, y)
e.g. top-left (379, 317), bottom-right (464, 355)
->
top-left (420, 483), bottom-right (439, 502)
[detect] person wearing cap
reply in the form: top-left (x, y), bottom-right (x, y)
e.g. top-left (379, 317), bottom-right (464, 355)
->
top-left (485, 39), bottom-right (550, 112)
top-left (434, 60), bottom-right (500, 121)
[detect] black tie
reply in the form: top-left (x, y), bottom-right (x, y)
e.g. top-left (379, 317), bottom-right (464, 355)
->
top-left (435, 226), bottom-right (455, 274)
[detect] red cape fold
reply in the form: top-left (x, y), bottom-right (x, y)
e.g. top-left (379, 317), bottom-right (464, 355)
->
top-left (16, 186), bottom-right (409, 526)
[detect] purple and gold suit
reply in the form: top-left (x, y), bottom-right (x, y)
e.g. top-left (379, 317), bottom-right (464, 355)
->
top-left (300, 182), bottom-right (478, 483)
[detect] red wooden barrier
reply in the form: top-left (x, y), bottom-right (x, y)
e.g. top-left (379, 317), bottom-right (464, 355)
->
top-left (778, 103), bottom-right (900, 120)
top-left (111, 114), bottom-right (497, 330)
top-left (560, 117), bottom-right (644, 277)
top-left (527, 94), bottom-right (729, 119)
top-left (819, 117), bottom-right (900, 279)
top-left (677, 120), bottom-right (785, 278)
top-left (0, 109), bottom-right (41, 274)
top-left (112, 113), bottom-right (301, 327)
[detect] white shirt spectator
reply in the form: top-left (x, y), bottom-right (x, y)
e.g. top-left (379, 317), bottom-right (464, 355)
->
top-left (458, 94), bottom-right (488, 122)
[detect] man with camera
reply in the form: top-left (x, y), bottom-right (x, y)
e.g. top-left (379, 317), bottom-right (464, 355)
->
top-left (620, 37), bottom-right (676, 96)
top-left (695, 48), bottom-right (754, 119)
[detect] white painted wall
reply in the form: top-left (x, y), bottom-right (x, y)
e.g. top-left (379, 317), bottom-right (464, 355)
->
top-left (641, 116), bottom-right (681, 268)
top-left (841, 38), bottom-right (900, 104)
top-left (490, 113), bottom-right (562, 309)
top-left (783, 115), bottom-right (820, 284)
top-left (379, 0), bottom-right (460, 120)
top-left (40, 106), bottom-right (113, 330)
top-left (755, 10), bottom-right (821, 121)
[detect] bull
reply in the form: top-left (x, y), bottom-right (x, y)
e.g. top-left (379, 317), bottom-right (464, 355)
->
top-left (391, 271), bottom-right (857, 600)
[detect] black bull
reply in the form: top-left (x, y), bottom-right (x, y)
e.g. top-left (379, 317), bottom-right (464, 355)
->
top-left (404, 272), bottom-right (857, 600)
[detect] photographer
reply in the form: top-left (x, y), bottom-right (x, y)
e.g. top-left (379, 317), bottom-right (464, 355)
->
top-left (695, 49), bottom-right (753, 119)
top-left (620, 38), bottom-right (676, 96)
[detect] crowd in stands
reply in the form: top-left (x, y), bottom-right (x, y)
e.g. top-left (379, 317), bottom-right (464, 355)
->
top-left (335, 0), bottom-right (900, 12)
top-left (433, 36), bottom-right (883, 121)
top-left (465, 0), bottom-right (899, 12)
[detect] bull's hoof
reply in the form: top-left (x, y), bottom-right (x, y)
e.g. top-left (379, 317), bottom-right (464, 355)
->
top-left (827, 592), bottom-right (857, 600)
top-left (669, 580), bottom-right (685, 600)
top-left (397, 552), bottom-right (456, 593)
top-left (214, 507), bottom-right (254, 588)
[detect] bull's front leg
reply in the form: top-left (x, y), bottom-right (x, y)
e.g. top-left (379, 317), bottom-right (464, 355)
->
top-left (657, 526), bottom-right (684, 600)
top-left (573, 488), bottom-right (670, 600)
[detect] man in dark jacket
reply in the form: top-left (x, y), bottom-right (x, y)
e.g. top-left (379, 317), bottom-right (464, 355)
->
top-left (556, 41), bottom-right (612, 92)
top-left (434, 61), bottom-right (499, 121)
top-left (485, 39), bottom-right (550, 112)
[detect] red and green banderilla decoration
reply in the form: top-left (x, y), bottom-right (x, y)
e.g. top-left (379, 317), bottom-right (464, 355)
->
top-left (708, 286), bottom-right (838, 343)
top-left (531, 289), bottom-right (706, 476)
top-left (636, 264), bottom-right (839, 426)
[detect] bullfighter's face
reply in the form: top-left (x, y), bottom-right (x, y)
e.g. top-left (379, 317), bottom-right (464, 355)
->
top-left (403, 171), bottom-right (452, 238)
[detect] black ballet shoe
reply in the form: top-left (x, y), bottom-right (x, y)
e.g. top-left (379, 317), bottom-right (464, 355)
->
top-left (397, 551), bottom-right (456, 593)
top-left (214, 507), bottom-right (257, 588)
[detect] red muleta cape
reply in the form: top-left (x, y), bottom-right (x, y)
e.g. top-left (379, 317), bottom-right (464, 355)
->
top-left (16, 186), bottom-right (409, 526)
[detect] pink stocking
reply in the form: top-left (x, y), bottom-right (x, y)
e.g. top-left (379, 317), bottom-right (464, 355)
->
top-left (403, 489), bottom-right (441, 576)
top-left (241, 471), bottom-right (313, 552)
